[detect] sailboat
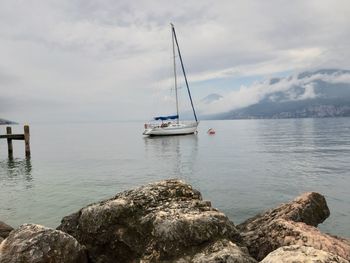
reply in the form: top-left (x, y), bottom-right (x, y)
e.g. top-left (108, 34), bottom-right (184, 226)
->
top-left (143, 24), bottom-right (199, 136)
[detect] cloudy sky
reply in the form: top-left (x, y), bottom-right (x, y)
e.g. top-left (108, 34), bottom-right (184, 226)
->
top-left (1, 0), bottom-right (350, 123)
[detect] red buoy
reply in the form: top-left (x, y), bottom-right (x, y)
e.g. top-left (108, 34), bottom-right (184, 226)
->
top-left (207, 128), bottom-right (215, 135)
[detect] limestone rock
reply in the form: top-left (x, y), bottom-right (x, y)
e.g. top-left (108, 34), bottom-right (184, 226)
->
top-left (238, 192), bottom-right (329, 233)
top-left (237, 192), bottom-right (350, 261)
top-left (191, 239), bottom-right (257, 263)
top-left (261, 245), bottom-right (349, 263)
top-left (0, 221), bottom-right (13, 239)
top-left (0, 224), bottom-right (87, 263)
top-left (58, 179), bottom-right (241, 263)
top-left (240, 218), bottom-right (350, 261)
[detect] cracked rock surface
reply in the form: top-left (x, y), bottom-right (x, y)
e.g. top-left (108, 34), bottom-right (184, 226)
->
top-left (238, 192), bottom-right (350, 261)
top-left (58, 179), bottom-right (243, 263)
top-left (261, 245), bottom-right (349, 263)
top-left (0, 224), bottom-right (87, 263)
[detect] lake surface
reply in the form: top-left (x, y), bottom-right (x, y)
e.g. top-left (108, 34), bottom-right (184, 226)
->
top-left (0, 119), bottom-right (349, 237)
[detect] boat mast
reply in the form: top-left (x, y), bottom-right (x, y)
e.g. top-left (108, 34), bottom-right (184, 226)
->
top-left (171, 24), bottom-right (198, 123)
top-left (171, 23), bottom-right (179, 124)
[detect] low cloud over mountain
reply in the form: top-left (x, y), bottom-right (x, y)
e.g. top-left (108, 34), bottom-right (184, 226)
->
top-left (200, 69), bottom-right (350, 119)
top-left (201, 93), bottom-right (223, 104)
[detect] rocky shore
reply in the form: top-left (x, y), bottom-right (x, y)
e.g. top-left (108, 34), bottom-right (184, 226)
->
top-left (0, 179), bottom-right (349, 262)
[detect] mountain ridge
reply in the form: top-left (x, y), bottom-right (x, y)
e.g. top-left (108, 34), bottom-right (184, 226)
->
top-left (0, 118), bottom-right (16, 125)
top-left (202, 68), bottom-right (350, 120)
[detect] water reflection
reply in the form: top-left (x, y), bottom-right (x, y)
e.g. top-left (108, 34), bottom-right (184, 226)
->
top-left (251, 118), bottom-right (350, 198)
top-left (143, 135), bottom-right (198, 180)
top-left (255, 119), bottom-right (350, 154)
top-left (0, 156), bottom-right (33, 182)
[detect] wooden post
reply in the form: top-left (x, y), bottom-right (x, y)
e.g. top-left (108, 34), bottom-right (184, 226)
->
top-left (24, 125), bottom-right (30, 157)
top-left (6, 126), bottom-right (13, 157)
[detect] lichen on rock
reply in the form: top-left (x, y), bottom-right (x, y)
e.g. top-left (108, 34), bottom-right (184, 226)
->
top-left (190, 239), bottom-right (257, 263)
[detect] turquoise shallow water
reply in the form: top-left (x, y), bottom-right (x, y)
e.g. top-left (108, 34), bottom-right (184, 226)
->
top-left (0, 119), bottom-right (349, 237)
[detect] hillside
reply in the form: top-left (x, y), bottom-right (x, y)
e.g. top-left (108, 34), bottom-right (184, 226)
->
top-left (0, 118), bottom-right (16, 125)
top-left (205, 69), bottom-right (350, 119)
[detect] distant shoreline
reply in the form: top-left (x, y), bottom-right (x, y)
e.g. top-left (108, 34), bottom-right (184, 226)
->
top-left (0, 120), bottom-right (17, 125)
top-left (201, 115), bottom-right (350, 121)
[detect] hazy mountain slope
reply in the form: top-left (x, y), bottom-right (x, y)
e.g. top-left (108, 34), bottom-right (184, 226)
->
top-left (0, 118), bottom-right (15, 125)
top-left (218, 98), bottom-right (350, 119)
top-left (204, 69), bottom-right (350, 119)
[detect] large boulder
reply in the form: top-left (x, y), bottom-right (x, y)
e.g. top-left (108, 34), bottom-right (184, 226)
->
top-left (0, 224), bottom-right (87, 263)
top-left (243, 218), bottom-right (350, 261)
top-left (57, 179), bottom-right (243, 263)
top-left (237, 192), bottom-right (349, 261)
top-left (0, 221), bottom-right (13, 240)
top-left (238, 192), bottom-right (330, 232)
top-left (261, 245), bottom-right (349, 263)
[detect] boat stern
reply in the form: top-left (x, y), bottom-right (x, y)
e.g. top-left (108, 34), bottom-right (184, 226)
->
top-left (143, 128), bottom-right (153, 135)
top-left (143, 123), bottom-right (154, 135)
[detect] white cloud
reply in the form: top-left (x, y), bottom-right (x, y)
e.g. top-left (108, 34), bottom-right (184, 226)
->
top-left (199, 70), bottom-right (350, 115)
top-left (299, 83), bottom-right (317, 100)
top-left (0, 0), bottom-right (350, 122)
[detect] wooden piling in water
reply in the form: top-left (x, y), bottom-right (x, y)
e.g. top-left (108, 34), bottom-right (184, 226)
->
top-left (24, 125), bottom-right (30, 157)
top-left (6, 126), bottom-right (13, 157)
top-left (0, 125), bottom-right (31, 157)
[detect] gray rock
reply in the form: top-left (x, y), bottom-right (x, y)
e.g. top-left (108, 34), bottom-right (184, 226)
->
top-left (0, 224), bottom-right (87, 263)
top-left (238, 192), bottom-right (330, 231)
top-left (191, 239), bottom-right (257, 263)
top-left (261, 245), bottom-right (349, 263)
top-left (58, 179), bottom-right (242, 263)
top-left (0, 221), bottom-right (13, 239)
top-left (240, 218), bottom-right (350, 261)
top-left (237, 192), bottom-right (350, 261)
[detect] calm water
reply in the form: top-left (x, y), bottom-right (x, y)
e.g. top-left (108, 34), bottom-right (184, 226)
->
top-left (0, 119), bottom-right (349, 237)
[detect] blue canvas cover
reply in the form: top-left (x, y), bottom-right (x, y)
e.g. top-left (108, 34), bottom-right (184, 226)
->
top-left (154, 115), bottom-right (178, 121)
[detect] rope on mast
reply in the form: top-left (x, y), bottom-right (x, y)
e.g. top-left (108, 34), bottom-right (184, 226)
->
top-left (171, 24), bottom-right (198, 123)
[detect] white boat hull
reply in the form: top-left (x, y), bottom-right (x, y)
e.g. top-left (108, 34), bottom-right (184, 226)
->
top-left (143, 122), bottom-right (198, 136)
